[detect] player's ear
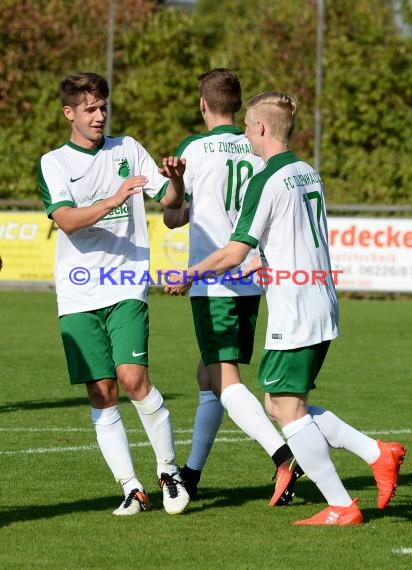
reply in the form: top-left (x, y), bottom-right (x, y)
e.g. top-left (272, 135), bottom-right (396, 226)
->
top-left (63, 105), bottom-right (74, 121)
top-left (257, 120), bottom-right (265, 136)
top-left (200, 97), bottom-right (206, 115)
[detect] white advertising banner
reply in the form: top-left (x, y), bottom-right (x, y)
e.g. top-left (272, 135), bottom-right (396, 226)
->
top-left (0, 212), bottom-right (411, 292)
top-left (329, 217), bottom-right (412, 292)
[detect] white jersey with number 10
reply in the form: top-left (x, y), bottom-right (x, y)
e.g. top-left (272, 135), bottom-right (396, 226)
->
top-left (178, 125), bottom-right (264, 297)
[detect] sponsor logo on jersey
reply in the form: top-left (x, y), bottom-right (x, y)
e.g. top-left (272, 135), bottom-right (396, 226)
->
top-left (113, 157), bottom-right (130, 178)
top-left (104, 202), bottom-right (130, 220)
top-left (92, 199), bottom-right (130, 221)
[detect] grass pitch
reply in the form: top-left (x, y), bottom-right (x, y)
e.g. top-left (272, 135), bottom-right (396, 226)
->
top-left (0, 291), bottom-right (410, 569)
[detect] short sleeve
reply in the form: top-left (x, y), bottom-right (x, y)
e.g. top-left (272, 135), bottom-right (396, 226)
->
top-left (38, 155), bottom-right (74, 218)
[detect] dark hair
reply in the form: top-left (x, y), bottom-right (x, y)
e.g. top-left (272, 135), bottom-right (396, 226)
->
top-left (59, 72), bottom-right (109, 107)
top-left (198, 68), bottom-right (242, 115)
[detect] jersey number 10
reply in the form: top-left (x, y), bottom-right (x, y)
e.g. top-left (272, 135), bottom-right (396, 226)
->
top-left (225, 159), bottom-right (254, 212)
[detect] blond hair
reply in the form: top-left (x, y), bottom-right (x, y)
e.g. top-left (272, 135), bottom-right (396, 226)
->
top-left (246, 91), bottom-right (297, 144)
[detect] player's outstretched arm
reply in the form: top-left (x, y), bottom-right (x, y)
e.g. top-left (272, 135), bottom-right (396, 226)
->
top-left (52, 175), bottom-right (147, 234)
top-left (165, 241), bottom-right (252, 295)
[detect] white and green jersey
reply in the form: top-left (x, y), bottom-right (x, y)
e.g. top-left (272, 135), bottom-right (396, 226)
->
top-left (178, 125), bottom-right (264, 297)
top-left (231, 150), bottom-right (339, 350)
top-left (38, 136), bottom-right (168, 316)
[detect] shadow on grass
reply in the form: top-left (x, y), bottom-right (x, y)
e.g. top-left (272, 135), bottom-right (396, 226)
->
top-left (0, 485), bottom-right (291, 528)
top-left (191, 479), bottom-right (323, 511)
top-left (1, 472), bottom-right (410, 527)
top-left (0, 496), bottom-right (120, 528)
top-left (189, 471), bottom-right (412, 520)
top-left (0, 397), bottom-right (91, 413)
top-left (0, 393), bottom-right (181, 413)
top-left (339, 471), bottom-right (412, 495)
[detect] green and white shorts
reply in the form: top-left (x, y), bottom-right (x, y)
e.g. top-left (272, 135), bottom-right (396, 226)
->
top-left (59, 299), bottom-right (149, 384)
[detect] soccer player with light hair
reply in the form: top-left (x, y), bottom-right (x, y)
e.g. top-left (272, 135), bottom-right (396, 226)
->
top-left (166, 90), bottom-right (406, 524)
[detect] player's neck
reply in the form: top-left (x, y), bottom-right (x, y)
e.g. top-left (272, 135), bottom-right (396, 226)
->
top-left (70, 130), bottom-right (104, 150)
top-left (204, 113), bottom-right (235, 131)
top-left (262, 141), bottom-right (289, 162)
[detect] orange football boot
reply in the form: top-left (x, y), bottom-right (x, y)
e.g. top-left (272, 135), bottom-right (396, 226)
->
top-left (269, 456), bottom-right (304, 506)
top-left (370, 440), bottom-right (406, 509)
top-left (294, 498), bottom-right (363, 526)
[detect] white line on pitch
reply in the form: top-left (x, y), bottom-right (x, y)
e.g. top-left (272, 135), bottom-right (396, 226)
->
top-left (0, 427), bottom-right (242, 434)
top-left (0, 437), bottom-right (251, 456)
top-left (0, 427), bottom-right (411, 434)
top-left (0, 427), bottom-right (195, 433)
top-left (392, 548), bottom-right (412, 555)
top-left (365, 429), bottom-right (412, 435)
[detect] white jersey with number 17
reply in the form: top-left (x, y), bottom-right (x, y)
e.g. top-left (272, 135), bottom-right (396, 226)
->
top-left (231, 150), bottom-right (339, 350)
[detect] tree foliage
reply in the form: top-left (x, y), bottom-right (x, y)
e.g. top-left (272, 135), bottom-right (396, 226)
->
top-left (1, 0), bottom-right (411, 206)
top-left (0, 0), bottom-right (155, 199)
top-left (321, 0), bottom-right (412, 202)
top-left (112, 6), bottom-right (209, 157)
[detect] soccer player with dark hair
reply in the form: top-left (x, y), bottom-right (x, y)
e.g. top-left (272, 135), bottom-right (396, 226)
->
top-left (164, 69), bottom-right (304, 505)
top-left (38, 72), bottom-right (190, 516)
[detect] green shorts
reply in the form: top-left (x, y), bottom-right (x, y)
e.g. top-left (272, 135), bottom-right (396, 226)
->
top-left (258, 340), bottom-right (331, 394)
top-left (190, 295), bottom-right (261, 366)
top-left (59, 299), bottom-right (149, 385)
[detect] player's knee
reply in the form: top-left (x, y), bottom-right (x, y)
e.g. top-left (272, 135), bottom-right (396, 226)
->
top-left (265, 393), bottom-right (307, 427)
top-left (118, 364), bottom-right (150, 399)
top-left (197, 361), bottom-right (211, 390)
top-left (87, 378), bottom-right (119, 408)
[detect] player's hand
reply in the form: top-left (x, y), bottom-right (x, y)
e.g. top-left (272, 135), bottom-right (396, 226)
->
top-left (110, 175), bottom-right (148, 208)
top-left (160, 269), bottom-right (193, 296)
top-left (159, 157), bottom-right (186, 180)
top-left (239, 254), bottom-right (263, 278)
top-left (164, 283), bottom-right (192, 296)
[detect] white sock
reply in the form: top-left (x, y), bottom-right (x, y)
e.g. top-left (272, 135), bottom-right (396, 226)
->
top-left (186, 390), bottom-right (224, 471)
top-left (132, 386), bottom-right (177, 478)
top-left (220, 383), bottom-right (285, 456)
top-left (282, 414), bottom-right (352, 507)
top-left (91, 405), bottom-right (143, 496)
top-left (308, 405), bottom-right (380, 464)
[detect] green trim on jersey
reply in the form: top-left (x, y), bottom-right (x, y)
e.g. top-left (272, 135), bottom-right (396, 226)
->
top-left (265, 150), bottom-right (300, 172)
top-left (38, 138), bottom-right (105, 216)
top-left (176, 125), bottom-right (244, 157)
top-left (66, 137), bottom-right (105, 155)
top-left (37, 160), bottom-right (75, 217)
top-left (48, 200), bottom-right (75, 217)
top-left (230, 150), bottom-right (300, 246)
top-left (152, 181), bottom-right (169, 202)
